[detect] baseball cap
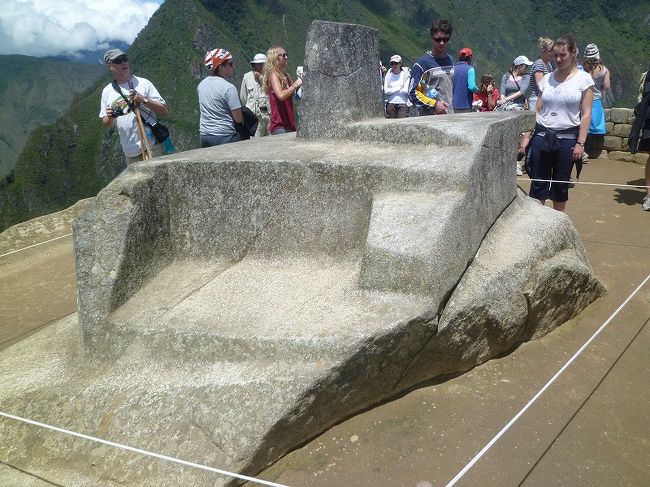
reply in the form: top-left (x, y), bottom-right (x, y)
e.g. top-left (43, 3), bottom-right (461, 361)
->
top-left (250, 53), bottom-right (267, 64)
top-left (390, 54), bottom-right (402, 64)
top-left (104, 48), bottom-right (126, 64)
top-left (458, 47), bottom-right (473, 59)
top-left (513, 55), bottom-right (533, 66)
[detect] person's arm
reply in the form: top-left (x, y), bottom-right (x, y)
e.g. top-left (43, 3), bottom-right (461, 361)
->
top-left (487, 87), bottom-right (498, 111)
top-left (408, 62), bottom-right (423, 106)
top-left (239, 75), bottom-right (248, 106)
top-left (602, 66), bottom-right (611, 106)
top-left (384, 73), bottom-right (398, 95)
top-left (574, 86), bottom-right (594, 161)
top-left (518, 74), bottom-right (530, 97)
top-left (467, 67), bottom-right (478, 93)
top-left (399, 70), bottom-right (411, 95)
top-left (130, 90), bottom-right (168, 117)
top-left (269, 72), bottom-right (301, 101)
top-left (231, 108), bottom-right (243, 124)
top-left (101, 113), bottom-right (115, 128)
top-left (534, 71), bottom-right (545, 90)
top-left (499, 73), bottom-right (507, 102)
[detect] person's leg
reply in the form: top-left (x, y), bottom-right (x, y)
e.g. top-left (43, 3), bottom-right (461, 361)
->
top-left (385, 103), bottom-right (397, 118)
top-left (271, 127), bottom-right (287, 135)
top-left (642, 154), bottom-right (650, 211)
top-left (396, 104), bottom-right (409, 118)
top-left (527, 135), bottom-right (550, 204)
top-left (548, 139), bottom-right (574, 212)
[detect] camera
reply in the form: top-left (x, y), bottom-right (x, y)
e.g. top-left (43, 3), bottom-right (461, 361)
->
top-left (111, 107), bottom-right (125, 118)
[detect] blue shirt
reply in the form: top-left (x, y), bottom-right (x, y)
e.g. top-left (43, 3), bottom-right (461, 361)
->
top-left (452, 61), bottom-right (478, 110)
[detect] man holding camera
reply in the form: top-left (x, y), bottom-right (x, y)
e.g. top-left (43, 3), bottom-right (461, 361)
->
top-left (99, 48), bottom-right (169, 164)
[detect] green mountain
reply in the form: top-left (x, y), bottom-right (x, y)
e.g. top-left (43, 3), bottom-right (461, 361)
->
top-left (1, 0), bottom-right (648, 231)
top-left (0, 55), bottom-right (103, 180)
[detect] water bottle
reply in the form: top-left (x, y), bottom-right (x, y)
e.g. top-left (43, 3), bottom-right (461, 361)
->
top-left (144, 125), bottom-right (156, 146)
top-left (163, 137), bottom-right (176, 154)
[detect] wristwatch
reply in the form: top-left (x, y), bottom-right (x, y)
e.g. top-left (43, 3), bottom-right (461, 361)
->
top-left (142, 97), bottom-right (149, 104)
top-left (576, 141), bottom-right (585, 146)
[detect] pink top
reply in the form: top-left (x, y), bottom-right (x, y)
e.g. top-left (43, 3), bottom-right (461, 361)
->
top-left (269, 76), bottom-right (296, 133)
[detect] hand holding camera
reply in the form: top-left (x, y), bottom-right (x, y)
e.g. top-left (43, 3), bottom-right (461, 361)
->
top-left (107, 105), bottom-right (125, 118)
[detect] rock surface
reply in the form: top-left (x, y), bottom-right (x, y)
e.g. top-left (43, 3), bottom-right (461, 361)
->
top-left (0, 20), bottom-right (605, 487)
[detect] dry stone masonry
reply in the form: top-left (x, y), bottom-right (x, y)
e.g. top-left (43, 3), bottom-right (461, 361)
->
top-left (0, 20), bottom-right (605, 486)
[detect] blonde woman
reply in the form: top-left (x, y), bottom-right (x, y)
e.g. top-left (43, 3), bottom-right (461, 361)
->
top-left (263, 46), bottom-right (302, 134)
top-left (529, 37), bottom-right (554, 111)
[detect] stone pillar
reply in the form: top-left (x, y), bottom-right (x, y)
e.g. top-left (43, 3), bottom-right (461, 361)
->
top-left (298, 20), bottom-right (384, 139)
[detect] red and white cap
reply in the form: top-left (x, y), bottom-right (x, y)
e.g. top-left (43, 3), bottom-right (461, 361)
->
top-left (205, 48), bottom-right (232, 69)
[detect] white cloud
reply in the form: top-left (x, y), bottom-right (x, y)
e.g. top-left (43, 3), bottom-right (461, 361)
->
top-left (0, 0), bottom-right (162, 57)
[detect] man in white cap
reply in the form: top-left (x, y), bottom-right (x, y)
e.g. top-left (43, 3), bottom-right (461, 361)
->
top-left (99, 48), bottom-right (169, 164)
top-left (240, 53), bottom-right (270, 137)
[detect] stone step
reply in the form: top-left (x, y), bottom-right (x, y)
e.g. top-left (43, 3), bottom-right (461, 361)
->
top-left (106, 256), bottom-right (432, 363)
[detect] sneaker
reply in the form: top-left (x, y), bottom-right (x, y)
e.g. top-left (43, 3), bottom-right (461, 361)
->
top-left (516, 164), bottom-right (523, 176)
top-left (581, 152), bottom-right (589, 164)
top-left (643, 195), bottom-right (650, 211)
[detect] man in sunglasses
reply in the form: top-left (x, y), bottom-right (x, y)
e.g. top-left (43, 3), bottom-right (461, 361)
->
top-left (99, 48), bottom-right (169, 164)
top-left (408, 19), bottom-right (455, 116)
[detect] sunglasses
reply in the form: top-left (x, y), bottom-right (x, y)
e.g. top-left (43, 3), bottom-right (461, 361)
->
top-left (111, 55), bottom-right (128, 64)
top-left (280, 53), bottom-right (288, 59)
top-left (390, 61), bottom-right (400, 65)
top-left (432, 36), bottom-right (450, 44)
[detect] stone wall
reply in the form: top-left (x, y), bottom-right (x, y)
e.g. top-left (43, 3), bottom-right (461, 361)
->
top-left (600, 107), bottom-right (647, 164)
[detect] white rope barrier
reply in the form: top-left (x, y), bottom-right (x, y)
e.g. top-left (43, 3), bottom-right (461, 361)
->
top-left (444, 271), bottom-right (650, 487)
top-left (517, 177), bottom-right (648, 189)
top-left (0, 233), bottom-right (72, 259)
top-left (0, 411), bottom-right (290, 487)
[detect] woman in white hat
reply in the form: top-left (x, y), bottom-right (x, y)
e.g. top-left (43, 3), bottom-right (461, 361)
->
top-left (384, 54), bottom-right (410, 118)
top-left (240, 53), bottom-right (270, 137)
top-left (497, 55), bottom-right (532, 110)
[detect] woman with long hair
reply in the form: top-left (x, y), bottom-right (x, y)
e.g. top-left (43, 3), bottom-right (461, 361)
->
top-left (529, 37), bottom-right (554, 111)
top-left (527, 34), bottom-right (594, 212)
top-left (472, 73), bottom-right (499, 111)
top-left (263, 46), bottom-right (302, 135)
top-left (582, 44), bottom-right (610, 137)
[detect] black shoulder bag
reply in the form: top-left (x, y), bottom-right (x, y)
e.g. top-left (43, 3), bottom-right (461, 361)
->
top-left (111, 81), bottom-right (170, 143)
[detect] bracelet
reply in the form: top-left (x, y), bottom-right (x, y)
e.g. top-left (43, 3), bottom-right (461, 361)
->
top-left (576, 141), bottom-right (585, 146)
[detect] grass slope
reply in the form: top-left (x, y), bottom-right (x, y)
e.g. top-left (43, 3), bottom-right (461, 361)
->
top-left (0, 55), bottom-right (104, 180)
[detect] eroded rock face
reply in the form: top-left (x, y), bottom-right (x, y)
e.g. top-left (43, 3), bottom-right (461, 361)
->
top-left (0, 20), bottom-right (604, 487)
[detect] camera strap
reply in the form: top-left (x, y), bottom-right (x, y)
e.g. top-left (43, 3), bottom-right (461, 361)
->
top-left (111, 80), bottom-right (137, 111)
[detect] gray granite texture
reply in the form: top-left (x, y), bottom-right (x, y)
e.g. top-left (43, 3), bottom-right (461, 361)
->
top-left (0, 20), bottom-right (605, 487)
top-left (298, 20), bottom-right (384, 139)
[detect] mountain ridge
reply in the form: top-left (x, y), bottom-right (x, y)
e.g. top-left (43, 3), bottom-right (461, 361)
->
top-left (1, 0), bottom-right (648, 231)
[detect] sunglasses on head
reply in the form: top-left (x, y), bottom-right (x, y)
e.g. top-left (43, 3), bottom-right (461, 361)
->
top-left (432, 36), bottom-right (450, 44)
top-left (111, 55), bottom-right (128, 64)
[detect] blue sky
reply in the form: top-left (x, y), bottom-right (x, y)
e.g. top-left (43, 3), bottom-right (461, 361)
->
top-left (0, 0), bottom-right (164, 58)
